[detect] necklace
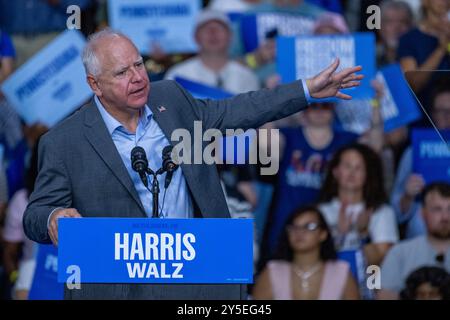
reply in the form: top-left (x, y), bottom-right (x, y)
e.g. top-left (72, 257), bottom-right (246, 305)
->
top-left (293, 263), bottom-right (322, 291)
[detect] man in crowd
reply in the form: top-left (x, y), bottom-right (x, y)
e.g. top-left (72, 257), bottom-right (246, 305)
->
top-left (380, 182), bottom-right (450, 299)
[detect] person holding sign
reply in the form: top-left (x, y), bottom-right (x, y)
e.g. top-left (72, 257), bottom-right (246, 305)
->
top-left (23, 28), bottom-right (363, 299)
top-left (391, 79), bottom-right (450, 239)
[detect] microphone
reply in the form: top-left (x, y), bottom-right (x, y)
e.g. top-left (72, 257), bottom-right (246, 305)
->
top-left (131, 146), bottom-right (149, 188)
top-left (162, 145), bottom-right (178, 188)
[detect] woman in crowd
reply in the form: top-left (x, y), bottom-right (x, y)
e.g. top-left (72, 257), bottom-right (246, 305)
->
top-left (252, 206), bottom-right (359, 300)
top-left (318, 143), bottom-right (399, 266)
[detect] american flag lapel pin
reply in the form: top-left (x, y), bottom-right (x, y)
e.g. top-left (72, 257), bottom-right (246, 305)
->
top-left (158, 105), bottom-right (166, 113)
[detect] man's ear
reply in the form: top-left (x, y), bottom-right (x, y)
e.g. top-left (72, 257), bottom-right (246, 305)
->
top-left (87, 75), bottom-right (102, 97)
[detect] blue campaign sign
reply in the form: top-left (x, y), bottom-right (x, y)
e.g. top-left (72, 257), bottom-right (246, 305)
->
top-left (277, 33), bottom-right (375, 100)
top-left (379, 64), bottom-right (421, 131)
top-left (240, 12), bottom-right (315, 53)
top-left (58, 218), bottom-right (254, 284)
top-left (334, 64), bottom-right (421, 134)
top-left (337, 249), bottom-right (366, 286)
top-left (1, 30), bottom-right (91, 127)
top-left (175, 76), bottom-right (233, 100)
top-left (29, 245), bottom-right (64, 300)
top-left (412, 129), bottom-right (450, 184)
top-left (108, 0), bottom-right (201, 55)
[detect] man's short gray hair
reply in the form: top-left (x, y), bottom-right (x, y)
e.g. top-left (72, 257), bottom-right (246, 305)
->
top-left (82, 28), bottom-right (130, 77)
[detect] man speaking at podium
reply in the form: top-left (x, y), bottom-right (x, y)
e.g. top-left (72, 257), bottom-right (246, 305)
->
top-left (23, 29), bottom-right (363, 299)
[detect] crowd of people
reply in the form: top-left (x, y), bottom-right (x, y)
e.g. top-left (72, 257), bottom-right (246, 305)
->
top-left (0, 0), bottom-right (449, 300)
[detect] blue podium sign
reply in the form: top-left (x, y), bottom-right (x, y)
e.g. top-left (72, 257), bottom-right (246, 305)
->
top-left (108, 0), bottom-right (201, 55)
top-left (277, 33), bottom-right (375, 100)
top-left (29, 245), bottom-right (64, 300)
top-left (1, 30), bottom-right (91, 127)
top-left (412, 129), bottom-right (450, 184)
top-left (58, 218), bottom-right (253, 284)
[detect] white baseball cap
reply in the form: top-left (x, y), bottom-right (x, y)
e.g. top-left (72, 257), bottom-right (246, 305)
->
top-left (194, 10), bottom-right (231, 32)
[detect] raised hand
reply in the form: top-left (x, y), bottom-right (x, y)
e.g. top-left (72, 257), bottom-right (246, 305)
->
top-left (306, 58), bottom-right (364, 100)
top-left (48, 208), bottom-right (82, 246)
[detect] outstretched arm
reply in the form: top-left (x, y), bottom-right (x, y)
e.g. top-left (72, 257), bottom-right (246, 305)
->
top-left (177, 58), bottom-right (364, 132)
top-left (306, 58), bottom-right (364, 100)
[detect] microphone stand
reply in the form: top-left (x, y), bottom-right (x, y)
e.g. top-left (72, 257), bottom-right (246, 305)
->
top-left (146, 168), bottom-right (165, 218)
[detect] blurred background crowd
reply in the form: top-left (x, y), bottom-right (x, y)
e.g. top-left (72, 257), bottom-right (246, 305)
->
top-left (0, 0), bottom-right (449, 300)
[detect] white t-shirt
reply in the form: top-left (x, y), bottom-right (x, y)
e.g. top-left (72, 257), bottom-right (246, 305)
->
top-left (164, 57), bottom-right (260, 94)
top-left (319, 198), bottom-right (399, 251)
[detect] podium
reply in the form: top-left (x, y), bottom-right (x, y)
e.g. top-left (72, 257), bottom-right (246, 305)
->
top-left (55, 218), bottom-right (253, 300)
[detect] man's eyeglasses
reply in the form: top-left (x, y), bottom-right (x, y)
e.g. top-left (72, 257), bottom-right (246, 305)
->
top-left (287, 222), bottom-right (321, 233)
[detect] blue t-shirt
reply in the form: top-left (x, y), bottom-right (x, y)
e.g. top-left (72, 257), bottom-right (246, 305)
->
top-left (0, 30), bottom-right (15, 57)
top-left (398, 28), bottom-right (450, 70)
top-left (397, 28), bottom-right (450, 123)
top-left (268, 127), bottom-right (358, 252)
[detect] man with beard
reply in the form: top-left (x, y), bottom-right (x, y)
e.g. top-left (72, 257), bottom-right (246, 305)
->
top-left (379, 182), bottom-right (450, 299)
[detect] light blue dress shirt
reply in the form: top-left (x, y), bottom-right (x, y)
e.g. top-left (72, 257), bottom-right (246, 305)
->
top-left (95, 96), bottom-right (193, 218)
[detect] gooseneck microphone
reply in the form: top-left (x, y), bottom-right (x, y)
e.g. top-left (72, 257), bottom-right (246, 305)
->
top-left (162, 145), bottom-right (179, 188)
top-left (130, 145), bottom-right (179, 218)
top-left (131, 146), bottom-right (149, 188)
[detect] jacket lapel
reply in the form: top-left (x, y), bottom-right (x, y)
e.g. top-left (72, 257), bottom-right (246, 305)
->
top-left (82, 100), bottom-right (146, 216)
top-left (148, 103), bottom-right (202, 212)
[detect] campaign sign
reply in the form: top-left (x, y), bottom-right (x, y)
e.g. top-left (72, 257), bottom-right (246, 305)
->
top-left (335, 64), bottom-right (421, 134)
top-left (175, 76), bottom-right (233, 100)
top-left (338, 249), bottom-right (366, 286)
top-left (412, 129), bottom-right (450, 184)
top-left (379, 64), bottom-right (421, 130)
top-left (1, 30), bottom-right (91, 127)
top-left (108, 0), bottom-right (200, 55)
top-left (58, 218), bottom-right (253, 284)
top-left (277, 33), bottom-right (375, 101)
top-left (174, 77), bottom-right (255, 164)
top-left (29, 245), bottom-right (64, 300)
top-left (240, 12), bottom-right (315, 53)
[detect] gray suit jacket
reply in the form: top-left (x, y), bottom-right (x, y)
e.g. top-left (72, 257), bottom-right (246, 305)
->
top-left (23, 79), bottom-right (307, 299)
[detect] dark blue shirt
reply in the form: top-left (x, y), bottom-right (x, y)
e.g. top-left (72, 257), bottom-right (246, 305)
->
top-left (397, 27), bottom-right (450, 124)
top-left (398, 28), bottom-right (450, 71)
